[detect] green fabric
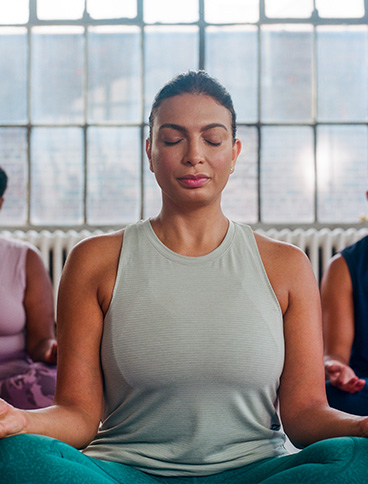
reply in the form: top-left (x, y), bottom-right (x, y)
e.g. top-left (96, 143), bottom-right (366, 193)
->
top-left (1, 434), bottom-right (367, 484)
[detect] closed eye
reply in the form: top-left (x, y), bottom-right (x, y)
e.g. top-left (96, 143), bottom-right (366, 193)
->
top-left (164, 140), bottom-right (182, 146)
top-left (205, 140), bottom-right (221, 146)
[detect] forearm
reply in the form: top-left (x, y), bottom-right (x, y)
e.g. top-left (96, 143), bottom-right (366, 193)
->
top-left (21, 404), bottom-right (99, 449)
top-left (284, 403), bottom-right (368, 448)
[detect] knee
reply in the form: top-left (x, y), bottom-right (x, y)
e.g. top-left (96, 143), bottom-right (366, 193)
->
top-left (0, 434), bottom-right (54, 463)
top-left (305, 436), bottom-right (368, 465)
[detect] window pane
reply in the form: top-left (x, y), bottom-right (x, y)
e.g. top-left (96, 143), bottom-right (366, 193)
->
top-left (206, 26), bottom-right (258, 123)
top-left (317, 126), bottom-right (368, 223)
top-left (0, 28), bottom-right (27, 123)
top-left (37, 0), bottom-right (85, 20)
top-left (0, 0), bottom-right (29, 24)
top-left (30, 128), bottom-right (84, 225)
top-left (261, 25), bottom-right (313, 122)
top-left (88, 26), bottom-right (141, 123)
top-left (205, 0), bottom-right (259, 23)
top-left (261, 126), bottom-right (315, 223)
top-left (265, 0), bottom-right (313, 18)
top-left (316, 0), bottom-right (365, 18)
top-left (144, 26), bottom-right (199, 117)
top-left (87, 127), bottom-right (141, 224)
top-left (317, 26), bottom-right (368, 122)
top-left (31, 27), bottom-right (84, 124)
top-left (0, 128), bottom-right (27, 226)
top-left (144, 0), bottom-right (198, 23)
top-left (222, 127), bottom-right (258, 223)
top-left (87, 0), bottom-right (137, 19)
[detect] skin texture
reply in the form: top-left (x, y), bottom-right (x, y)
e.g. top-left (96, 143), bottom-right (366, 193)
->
top-left (1, 93), bottom-right (368, 450)
top-left (321, 254), bottom-right (365, 394)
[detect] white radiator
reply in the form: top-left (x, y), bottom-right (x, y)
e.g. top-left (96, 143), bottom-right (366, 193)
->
top-left (2, 227), bottom-right (368, 302)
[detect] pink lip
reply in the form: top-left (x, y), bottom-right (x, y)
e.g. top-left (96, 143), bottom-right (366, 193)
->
top-left (178, 175), bottom-right (209, 188)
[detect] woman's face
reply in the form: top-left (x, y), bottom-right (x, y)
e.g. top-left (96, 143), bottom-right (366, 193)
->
top-left (146, 93), bottom-right (241, 209)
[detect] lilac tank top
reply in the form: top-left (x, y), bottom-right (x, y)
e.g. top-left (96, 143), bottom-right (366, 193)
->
top-left (0, 236), bottom-right (30, 360)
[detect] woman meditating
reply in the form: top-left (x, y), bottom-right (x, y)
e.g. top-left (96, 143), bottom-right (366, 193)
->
top-left (0, 166), bottom-right (57, 410)
top-left (1, 71), bottom-right (368, 483)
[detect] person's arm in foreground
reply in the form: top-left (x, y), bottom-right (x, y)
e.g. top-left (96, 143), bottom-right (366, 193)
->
top-left (0, 233), bottom-right (121, 448)
top-left (262, 240), bottom-right (368, 448)
top-left (320, 254), bottom-right (365, 393)
top-left (24, 247), bottom-right (57, 364)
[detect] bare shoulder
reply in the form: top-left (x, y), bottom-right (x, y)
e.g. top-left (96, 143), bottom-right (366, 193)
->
top-left (253, 232), bottom-right (316, 314)
top-left (64, 229), bottom-right (124, 272)
top-left (60, 229), bottom-right (125, 314)
top-left (254, 231), bottom-right (311, 270)
top-left (323, 252), bottom-right (349, 279)
top-left (25, 243), bottom-right (47, 270)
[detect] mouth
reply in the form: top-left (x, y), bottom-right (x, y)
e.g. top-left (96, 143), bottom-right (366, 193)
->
top-left (177, 174), bottom-right (210, 188)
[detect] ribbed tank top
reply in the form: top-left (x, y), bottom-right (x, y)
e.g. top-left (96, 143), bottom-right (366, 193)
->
top-left (83, 219), bottom-right (287, 476)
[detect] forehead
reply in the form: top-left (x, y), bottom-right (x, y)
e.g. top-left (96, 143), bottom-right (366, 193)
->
top-left (153, 93), bottom-right (232, 131)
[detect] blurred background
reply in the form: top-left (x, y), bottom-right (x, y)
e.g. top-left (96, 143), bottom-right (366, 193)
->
top-left (0, 0), bottom-right (367, 230)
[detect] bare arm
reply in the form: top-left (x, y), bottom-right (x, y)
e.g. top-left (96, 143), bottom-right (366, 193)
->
top-left (0, 232), bottom-right (122, 448)
top-left (320, 254), bottom-right (365, 393)
top-left (256, 238), bottom-right (368, 448)
top-left (24, 247), bottom-right (56, 364)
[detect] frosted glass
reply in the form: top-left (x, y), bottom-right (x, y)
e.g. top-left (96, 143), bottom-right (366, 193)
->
top-left (144, 26), bottom-right (199, 118)
top-left (37, 0), bottom-right (84, 20)
top-left (0, 28), bottom-right (27, 123)
top-left (317, 26), bottom-right (368, 122)
top-left (144, 0), bottom-right (198, 23)
top-left (205, 0), bottom-right (259, 23)
top-left (87, 0), bottom-right (136, 19)
top-left (261, 126), bottom-right (315, 223)
top-left (222, 127), bottom-right (258, 223)
top-left (87, 127), bottom-right (141, 225)
top-left (206, 26), bottom-right (258, 123)
top-left (265, 0), bottom-right (313, 18)
top-left (88, 26), bottom-right (141, 123)
top-left (0, 128), bottom-right (27, 225)
top-left (30, 128), bottom-right (84, 225)
top-left (261, 25), bottom-right (313, 122)
top-left (317, 126), bottom-right (368, 223)
top-left (31, 27), bottom-right (84, 124)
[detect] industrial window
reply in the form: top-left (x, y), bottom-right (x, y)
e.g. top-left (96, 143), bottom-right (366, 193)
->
top-left (0, 0), bottom-right (367, 228)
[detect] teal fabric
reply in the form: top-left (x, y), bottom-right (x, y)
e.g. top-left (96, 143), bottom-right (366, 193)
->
top-left (1, 434), bottom-right (368, 484)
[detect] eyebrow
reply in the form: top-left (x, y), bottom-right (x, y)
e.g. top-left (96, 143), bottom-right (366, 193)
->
top-left (158, 123), bottom-right (228, 134)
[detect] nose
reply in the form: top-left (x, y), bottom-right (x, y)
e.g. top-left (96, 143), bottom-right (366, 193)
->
top-left (183, 139), bottom-right (204, 166)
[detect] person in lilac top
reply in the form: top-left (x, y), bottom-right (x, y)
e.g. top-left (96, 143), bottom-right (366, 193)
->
top-left (0, 166), bottom-right (57, 409)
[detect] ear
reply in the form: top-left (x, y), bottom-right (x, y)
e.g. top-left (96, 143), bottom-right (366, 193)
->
top-left (230, 138), bottom-right (242, 172)
top-left (366, 190), bottom-right (368, 201)
top-left (146, 138), bottom-right (154, 172)
top-left (0, 197), bottom-right (4, 211)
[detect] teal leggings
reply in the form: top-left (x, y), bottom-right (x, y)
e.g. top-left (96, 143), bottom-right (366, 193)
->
top-left (1, 434), bottom-right (367, 484)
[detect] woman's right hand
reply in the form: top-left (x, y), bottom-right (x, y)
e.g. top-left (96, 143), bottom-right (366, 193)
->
top-left (0, 398), bottom-right (27, 438)
top-left (325, 359), bottom-right (366, 393)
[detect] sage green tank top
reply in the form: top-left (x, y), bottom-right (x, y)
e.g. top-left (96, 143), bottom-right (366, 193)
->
top-left (83, 219), bottom-right (287, 476)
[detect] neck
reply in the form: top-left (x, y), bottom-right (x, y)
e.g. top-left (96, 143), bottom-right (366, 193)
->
top-left (150, 205), bottom-right (229, 257)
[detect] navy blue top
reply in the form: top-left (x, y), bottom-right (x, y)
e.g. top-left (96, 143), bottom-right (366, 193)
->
top-left (341, 235), bottom-right (368, 376)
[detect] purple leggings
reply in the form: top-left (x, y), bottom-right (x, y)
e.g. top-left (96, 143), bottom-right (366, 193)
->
top-left (0, 353), bottom-right (56, 409)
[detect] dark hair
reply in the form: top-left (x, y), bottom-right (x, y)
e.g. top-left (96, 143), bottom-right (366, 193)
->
top-left (0, 166), bottom-right (8, 197)
top-left (149, 70), bottom-right (237, 142)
